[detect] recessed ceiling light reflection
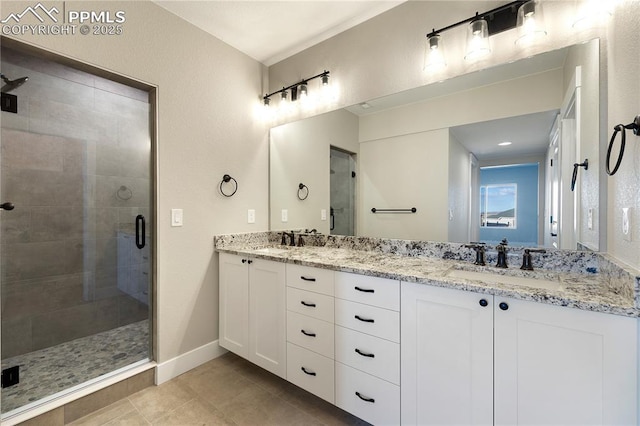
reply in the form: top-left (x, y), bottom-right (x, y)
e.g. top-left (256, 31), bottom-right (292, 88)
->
top-left (498, 141), bottom-right (512, 146)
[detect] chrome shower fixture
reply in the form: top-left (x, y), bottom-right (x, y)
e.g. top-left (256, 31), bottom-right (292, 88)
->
top-left (1, 73), bottom-right (29, 93)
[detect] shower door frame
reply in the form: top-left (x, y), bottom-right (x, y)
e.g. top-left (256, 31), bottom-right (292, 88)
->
top-left (0, 36), bottom-right (157, 420)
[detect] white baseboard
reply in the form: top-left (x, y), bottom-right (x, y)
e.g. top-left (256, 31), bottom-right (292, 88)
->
top-left (155, 340), bottom-right (227, 384)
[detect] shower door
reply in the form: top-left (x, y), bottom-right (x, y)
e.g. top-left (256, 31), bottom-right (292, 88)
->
top-left (0, 46), bottom-right (153, 415)
top-left (330, 147), bottom-right (356, 236)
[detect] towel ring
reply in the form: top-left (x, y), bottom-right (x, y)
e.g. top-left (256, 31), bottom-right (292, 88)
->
top-left (220, 174), bottom-right (238, 197)
top-left (571, 159), bottom-right (588, 192)
top-left (297, 183), bottom-right (309, 200)
top-left (116, 185), bottom-right (133, 201)
top-left (606, 115), bottom-right (640, 176)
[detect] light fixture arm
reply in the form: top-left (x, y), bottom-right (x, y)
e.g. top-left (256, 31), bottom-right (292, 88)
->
top-left (426, 1), bottom-right (526, 38)
top-left (263, 70), bottom-right (329, 103)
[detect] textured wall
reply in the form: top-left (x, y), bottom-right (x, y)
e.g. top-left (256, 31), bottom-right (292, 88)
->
top-left (606, 1), bottom-right (640, 269)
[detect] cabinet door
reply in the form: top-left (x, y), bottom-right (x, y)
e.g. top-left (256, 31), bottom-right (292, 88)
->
top-left (219, 253), bottom-right (249, 358)
top-left (249, 258), bottom-right (286, 378)
top-left (401, 282), bottom-right (493, 426)
top-left (494, 297), bottom-right (638, 426)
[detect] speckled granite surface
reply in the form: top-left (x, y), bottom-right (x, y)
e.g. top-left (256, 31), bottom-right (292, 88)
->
top-left (215, 232), bottom-right (640, 318)
top-left (1, 320), bottom-right (149, 414)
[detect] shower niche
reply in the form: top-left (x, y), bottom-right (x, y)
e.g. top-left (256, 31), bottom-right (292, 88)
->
top-left (0, 43), bottom-right (154, 416)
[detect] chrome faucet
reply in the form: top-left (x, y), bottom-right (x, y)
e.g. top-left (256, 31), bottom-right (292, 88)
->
top-left (520, 248), bottom-right (547, 270)
top-left (496, 238), bottom-right (508, 268)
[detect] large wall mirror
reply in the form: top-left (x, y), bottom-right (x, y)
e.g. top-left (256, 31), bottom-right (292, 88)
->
top-left (270, 39), bottom-right (601, 251)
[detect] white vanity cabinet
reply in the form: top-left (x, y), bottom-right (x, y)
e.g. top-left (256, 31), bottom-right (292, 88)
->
top-left (494, 296), bottom-right (638, 426)
top-left (401, 282), bottom-right (639, 426)
top-left (285, 264), bottom-right (336, 403)
top-left (218, 253), bottom-right (286, 378)
top-left (334, 272), bottom-right (401, 426)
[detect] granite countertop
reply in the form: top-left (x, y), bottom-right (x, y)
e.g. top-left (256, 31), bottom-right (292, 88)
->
top-left (216, 242), bottom-right (640, 318)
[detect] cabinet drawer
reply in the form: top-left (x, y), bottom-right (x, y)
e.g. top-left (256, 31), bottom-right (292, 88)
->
top-left (286, 287), bottom-right (334, 323)
top-left (286, 264), bottom-right (334, 296)
top-left (335, 272), bottom-right (399, 311)
top-left (335, 326), bottom-right (400, 385)
top-left (286, 311), bottom-right (334, 358)
top-left (335, 299), bottom-right (400, 343)
top-left (287, 343), bottom-right (334, 404)
top-left (335, 362), bottom-right (400, 426)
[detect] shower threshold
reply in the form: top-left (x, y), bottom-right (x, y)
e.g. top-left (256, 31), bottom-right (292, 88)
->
top-left (1, 320), bottom-right (149, 414)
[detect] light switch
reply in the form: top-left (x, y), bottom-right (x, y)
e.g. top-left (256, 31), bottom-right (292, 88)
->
top-left (171, 209), bottom-right (183, 227)
top-left (281, 209), bottom-right (288, 223)
top-left (321, 209), bottom-right (327, 221)
top-left (248, 209), bottom-right (256, 224)
top-left (587, 208), bottom-right (593, 230)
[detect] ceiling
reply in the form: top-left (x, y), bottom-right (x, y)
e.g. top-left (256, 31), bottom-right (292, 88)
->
top-left (152, 1), bottom-right (405, 66)
top-left (450, 110), bottom-right (559, 161)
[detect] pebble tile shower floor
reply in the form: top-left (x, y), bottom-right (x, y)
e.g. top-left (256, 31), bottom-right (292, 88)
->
top-left (1, 320), bottom-right (149, 413)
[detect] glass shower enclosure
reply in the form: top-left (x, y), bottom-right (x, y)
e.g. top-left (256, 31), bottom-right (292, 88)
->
top-left (0, 44), bottom-right (153, 415)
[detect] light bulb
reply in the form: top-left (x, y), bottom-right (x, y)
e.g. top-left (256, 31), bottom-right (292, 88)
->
top-left (465, 19), bottom-right (491, 61)
top-left (515, 0), bottom-right (547, 45)
top-left (424, 34), bottom-right (446, 71)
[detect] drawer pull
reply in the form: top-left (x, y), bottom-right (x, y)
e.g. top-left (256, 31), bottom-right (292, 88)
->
top-left (355, 391), bottom-right (375, 403)
top-left (301, 329), bottom-right (316, 337)
top-left (354, 286), bottom-right (375, 293)
top-left (300, 301), bottom-right (317, 308)
top-left (355, 315), bottom-right (375, 323)
top-left (355, 348), bottom-right (375, 358)
top-left (300, 276), bottom-right (316, 282)
top-left (301, 367), bottom-right (316, 376)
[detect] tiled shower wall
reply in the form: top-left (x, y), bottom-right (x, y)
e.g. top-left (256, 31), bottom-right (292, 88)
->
top-left (0, 47), bottom-right (151, 358)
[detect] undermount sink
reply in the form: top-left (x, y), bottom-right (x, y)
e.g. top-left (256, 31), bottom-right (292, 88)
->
top-left (446, 268), bottom-right (563, 292)
top-left (253, 247), bottom-right (289, 255)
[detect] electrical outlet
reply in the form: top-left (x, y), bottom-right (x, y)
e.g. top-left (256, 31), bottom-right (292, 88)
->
top-left (321, 209), bottom-right (327, 221)
top-left (171, 209), bottom-right (183, 227)
top-left (622, 207), bottom-right (631, 241)
top-left (587, 208), bottom-right (593, 230)
top-left (281, 209), bottom-right (288, 223)
top-left (247, 209), bottom-right (256, 224)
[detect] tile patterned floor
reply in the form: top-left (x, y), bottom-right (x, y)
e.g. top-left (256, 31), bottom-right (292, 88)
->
top-left (2, 320), bottom-right (149, 414)
top-left (69, 352), bottom-right (371, 426)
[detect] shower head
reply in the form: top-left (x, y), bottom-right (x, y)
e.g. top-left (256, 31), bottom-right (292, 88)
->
top-left (1, 73), bottom-right (29, 93)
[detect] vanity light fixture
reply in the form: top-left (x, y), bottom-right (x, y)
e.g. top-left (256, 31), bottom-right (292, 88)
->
top-left (299, 82), bottom-right (308, 99)
top-left (424, 1), bottom-right (529, 69)
top-left (464, 18), bottom-right (491, 60)
top-left (262, 70), bottom-right (330, 107)
top-left (515, 0), bottom-right (547, 45)
top-left (424, 33), bottom-right (446, 70)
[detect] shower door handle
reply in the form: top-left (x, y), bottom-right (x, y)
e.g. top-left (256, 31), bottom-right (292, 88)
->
top-left (135, 215), bottom-right (146, 249)
top-left (0, 202), bottom-right (14, 211)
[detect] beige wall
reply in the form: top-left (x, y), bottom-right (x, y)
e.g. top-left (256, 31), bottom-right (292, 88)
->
top-left (359, 128), bottom-right (449, 240)
top-left (1, 0), bottom-right (268, 363)
top-left (606, 1), bottom-right (640, 268)
top-left (448, 133), bottom-right (471, 243)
